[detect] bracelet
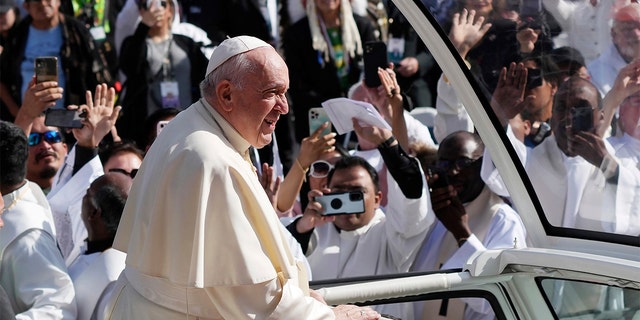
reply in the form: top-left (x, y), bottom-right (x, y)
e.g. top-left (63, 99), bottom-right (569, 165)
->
top-left (378, 136), bottom-right (397, 149)
top-left (295, 159), bottom-right (309, 182)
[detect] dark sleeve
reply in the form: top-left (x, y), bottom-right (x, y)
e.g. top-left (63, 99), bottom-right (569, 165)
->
top-left (119, 23), bottom-right (151, 78)
top-left (72, 145), bottom-right (99, 175)
top-left (285, 218), bottom-right (313, 254)
top-left (378, 143), bottom-right (424, 199)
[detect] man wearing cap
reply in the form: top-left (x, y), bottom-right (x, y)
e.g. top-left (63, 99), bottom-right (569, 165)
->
top-left (588, 3), bottom-right (640, 96)
top-left (108, 36), bottom-right (379, 319)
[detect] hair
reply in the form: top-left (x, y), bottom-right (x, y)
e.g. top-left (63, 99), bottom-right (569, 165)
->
top-left (0, 121), bottom-right (29, 188)
top-left (327, 155), bottom-right (379, 192)
top-left (99, 141), bottom-right (145, 165)
top-left (199, 52), bottom-right (259, 101)
top-left (521, 55), bottom-right (562, 87)
top-left (90, 182), bottom-right (128, 235)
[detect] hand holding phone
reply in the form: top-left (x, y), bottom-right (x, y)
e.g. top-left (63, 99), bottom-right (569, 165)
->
top-left (427, 166), bottom-right (450, 192)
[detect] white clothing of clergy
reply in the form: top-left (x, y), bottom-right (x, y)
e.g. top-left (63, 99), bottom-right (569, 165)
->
top-left (47, 146), bottom-right (104, 266)
top-left (0, 181), bottom-right (77, 319)
top-left (108, 99), bottom-right (333, 319)
top-left (609, 133), bottom-right (640, 168)
top-left (410, 187), bottom-right (527, 319)
top-left (303, 160), bottom-right (433, 319)
top-left (484, 133), bottom-right (640, 235)
top-left (433, 75), bottom-right (475, 143)
top-left (68, 248), bottom-right (126, 320)
top-left (542, 0), bottom-right (630, 64)
top-left (587, 43), bottom-right (628, 96)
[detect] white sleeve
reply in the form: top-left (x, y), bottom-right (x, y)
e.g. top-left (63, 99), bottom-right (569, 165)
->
top-left (115, 0), bottom-right (142, 54)
top-left (5, 230), bottom-right (77, 320)
top-left (434, 75), bottom-right (475, 142)
top-left (204, 278), bottom-right (334, 319)
top-left (541, 0), bottom-right (574, 29)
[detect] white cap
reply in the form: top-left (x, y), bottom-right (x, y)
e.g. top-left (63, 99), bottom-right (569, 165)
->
top-left (205, 36), bottom-right (271, 76)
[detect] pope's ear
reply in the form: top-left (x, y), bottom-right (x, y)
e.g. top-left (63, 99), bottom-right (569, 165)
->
top-left (216, 80), bottom-right (233, 112)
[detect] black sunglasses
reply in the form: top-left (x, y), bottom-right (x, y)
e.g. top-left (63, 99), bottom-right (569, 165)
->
top-left (436, 156), bottom-right (483, 171)
top-left (28, 131), bottom-right (62, 146)
top-left (108, 168), bottom-right (139, 179)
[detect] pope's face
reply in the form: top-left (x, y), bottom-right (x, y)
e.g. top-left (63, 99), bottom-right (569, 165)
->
top-left (225, 48), bottom-right (289, 148)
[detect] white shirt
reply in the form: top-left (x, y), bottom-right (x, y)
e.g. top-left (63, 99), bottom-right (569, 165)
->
top-left (48, 147), bottom-right (104, 266)
top-left (543, 0), bottom-right (630, 64)
top-left (588, 43), bottom-right (629, 96)
top-left (1, 182), bottom-right (77, 319)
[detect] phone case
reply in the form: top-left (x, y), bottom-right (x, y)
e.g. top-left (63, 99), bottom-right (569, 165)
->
top-left (570, 105), bottom-right (594, 133)
top-left (363, 41), bottom-right (388, 88)
top-left (308, 107), bottom-right (332, 136)
top-left (315, 191), bottom-right (365, 216)
top-left (35, 57), bottom-right (58, 84)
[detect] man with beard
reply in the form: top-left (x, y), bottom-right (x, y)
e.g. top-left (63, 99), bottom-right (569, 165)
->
top-left (25, 115), bottom-right (68, 193)
top-left (411, 130), bottom-right (527, 320)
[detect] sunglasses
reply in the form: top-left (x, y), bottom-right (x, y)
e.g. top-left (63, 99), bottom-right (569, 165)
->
top-left (109, 168), bottom-right (139, 179)
top-left (309, 160), bottom-right (334, 178)
top-left (436, 156), bottom-right (483, 171)
top-left (28, 131), bottom-right (62, 146)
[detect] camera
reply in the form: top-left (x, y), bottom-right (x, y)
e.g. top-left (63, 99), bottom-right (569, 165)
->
top-left (314, 191), bottom-right (365, 216)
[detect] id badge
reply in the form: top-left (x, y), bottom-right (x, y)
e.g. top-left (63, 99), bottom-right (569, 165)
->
top-left (160, 81), bottom-right (180, 108)
top-left (89, 26), bottom-right (107, 41)
top-left (387, 37), bottom-right (405, 64)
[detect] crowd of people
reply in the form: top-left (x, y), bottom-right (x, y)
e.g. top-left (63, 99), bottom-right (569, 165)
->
top-left (0, 0), bottom-right (639, 319)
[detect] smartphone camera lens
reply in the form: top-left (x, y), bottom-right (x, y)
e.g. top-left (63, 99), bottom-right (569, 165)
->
top-left (330, 198), bottom-right (343, 210)
top-left (349, 192), bottom-right (363, 201)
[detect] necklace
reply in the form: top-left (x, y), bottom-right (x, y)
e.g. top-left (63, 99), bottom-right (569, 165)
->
top-left (3, 183), bottom-right (30, 213)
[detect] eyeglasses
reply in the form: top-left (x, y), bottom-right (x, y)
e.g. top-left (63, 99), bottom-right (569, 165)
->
top-left (436, 156), bottom-right (483, 171)
top-left (108, 168), bottom-right (139, 179)
top-left (309, 160), bottom-right (334, 178)
top-left (28, 131), bottom-right (62, 146)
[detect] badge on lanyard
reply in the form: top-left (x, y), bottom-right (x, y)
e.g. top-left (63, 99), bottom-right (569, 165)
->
top-left (89, 26), bottom-right (106, 42)
top-left (387, 37), bottom-right (405, 64)
top-left (160, 81), bottom-right (180, 108)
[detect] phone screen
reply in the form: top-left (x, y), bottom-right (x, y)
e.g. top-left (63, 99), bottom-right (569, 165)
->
top-left (308, 107), bottom-right (332, 136)
top-left (44, 109), bottom-right (84, 128)
top-left (35, 57), bottom-right (58, 84)
top-left (363, 41), bottom-right (388, 88)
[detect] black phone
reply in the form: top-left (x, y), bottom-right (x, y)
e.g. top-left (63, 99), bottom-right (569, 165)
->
top-left (427, 166), bottom-right (450, 190)
top-left (44, 109), bottom-right (85, 128)
top-left (314, 191), bottom-right (365, 216)
top-left (570, 101), bottom-right (594, 133)
top-left (363, 41), bottom-right (388, 88)
top-left (35, 56), bottom-right (58, 84)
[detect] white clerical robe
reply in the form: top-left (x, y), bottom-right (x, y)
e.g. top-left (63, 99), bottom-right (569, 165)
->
top-left (68, 248), bottom-right (126, 320)
top-left (0, 181), bottom-right (77, 319)
top-left (108, 99), bottom-right (333, 319)
top-left (48, 148), bottom-right (104, 265)
top-left (410, 187), bottom-right (527, 320)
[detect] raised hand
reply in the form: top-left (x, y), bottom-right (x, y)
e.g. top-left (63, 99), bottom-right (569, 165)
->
top-left (449, 9), bottom-right (492, 59)
top-left (297, 189), bottom-right (336, 233)
top-left (258, 163), bottom-right (282, 210)
top-left (491, 62), bottom-right (534, 127)
top-left (70, 83), bottom-right (121, 148)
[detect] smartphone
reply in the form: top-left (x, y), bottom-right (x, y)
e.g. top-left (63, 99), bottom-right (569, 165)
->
top-left (44, 109), bottom-right (84, 128)
top-left (314, 191), bottom-right (365, 216)
top-left (570, 101), bottom-right (594, 133)
top-left (35, 56), bottom-right (58, 84)
top-left (363, 41), bottom-right (388, 88)
top-left (426, 166), bottom-right (450, 190)
top-left (157, 120), bottom-right (170, 135)
top-left (308, 107), bottom-right (332, 136)
top-left (525, 68), bottom-right (543, 90)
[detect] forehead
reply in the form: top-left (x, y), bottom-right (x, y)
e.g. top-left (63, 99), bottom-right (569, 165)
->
top-left (247, 48), bottom-right (288, 85)
top-left (330, 165), bottom-right (373, 186)
top-left (614, 20), bottom-right (640, 30)
top-left (555, 80), bottom-right (598, 112)
top-left (438, 135), bottom-right (479, 159)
